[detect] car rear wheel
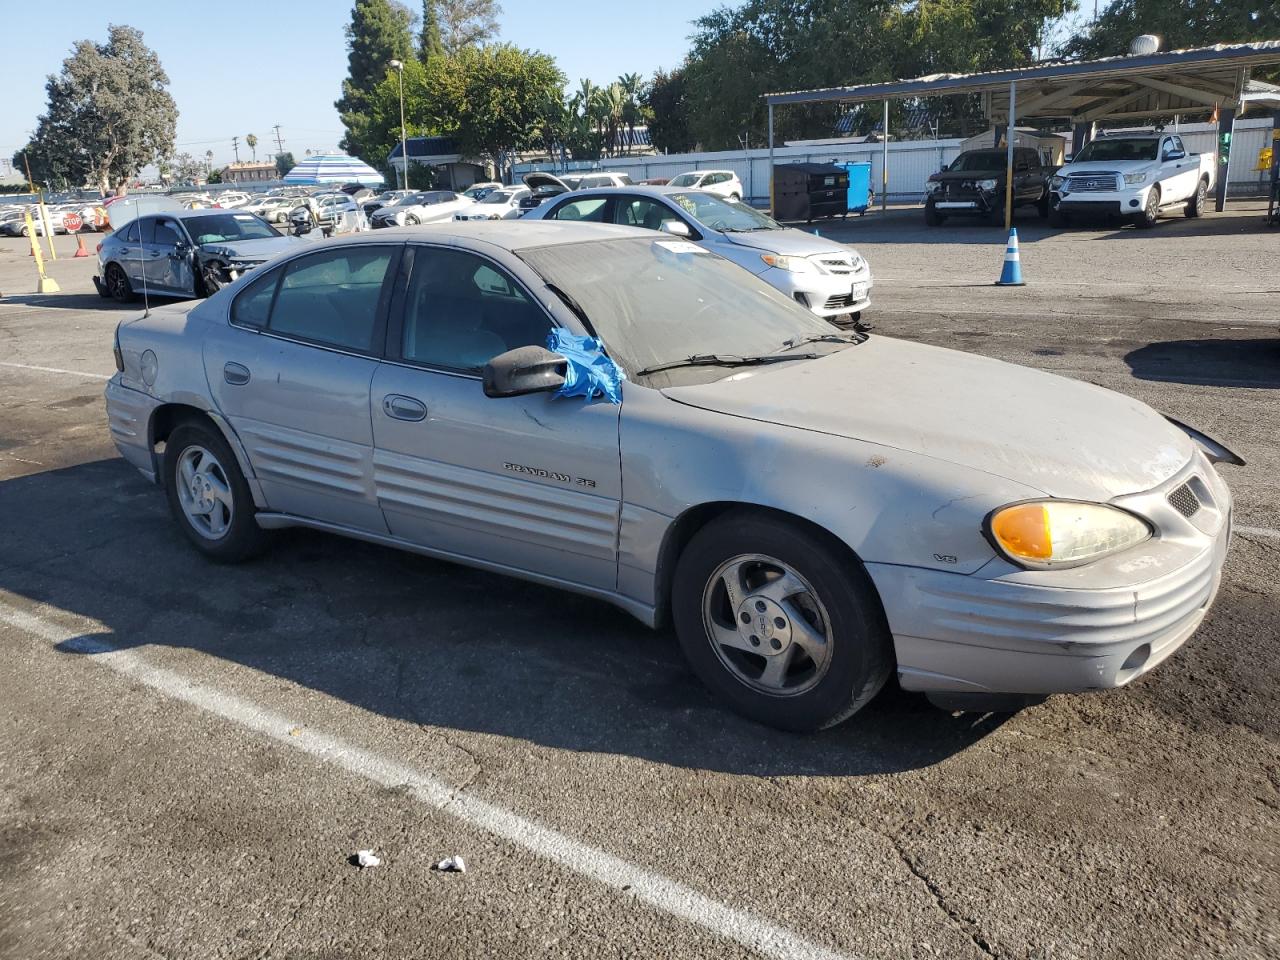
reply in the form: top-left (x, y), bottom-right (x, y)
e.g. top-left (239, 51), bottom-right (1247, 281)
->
top-left (105, 263), bottom-right (136, 303)
top-left (672, 511), bottom-right (893, 731)
top-left (1185, 178), bottom-right (1207, 218)
top-left (164, 422), bottom-right (270, 563)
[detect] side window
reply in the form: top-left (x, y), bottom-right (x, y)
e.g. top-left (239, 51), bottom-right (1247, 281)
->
top-left (400, 248), bottom-right (552, 372)
top-left (231, 268), bottom-right (280, 328)
top-left (121, 220), bottom-right (141, 243)
top-left (1171, 136), bottom-right (1185, 155)
top-left (614, 197), bottom-right (680, 232)
top-left (153, 219), bottom-right (183, 245)
top-left (137, 218), bottom-right (156, 243)
top-left (267, 247), bottom-right (394, 352)
top-left (548, 197), bottom-right (610, 222)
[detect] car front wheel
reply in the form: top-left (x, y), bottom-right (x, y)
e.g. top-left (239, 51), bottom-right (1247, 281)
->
top-left (164, 422), bottom-right (270, 562)
top-left (672, 511), bottom-right (893, 731)
top-left (1135, 186), bottom-right (1160, 228)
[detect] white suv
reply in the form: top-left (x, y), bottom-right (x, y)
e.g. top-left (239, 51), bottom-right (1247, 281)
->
top-left (666, 170), bottom-right (744, 201)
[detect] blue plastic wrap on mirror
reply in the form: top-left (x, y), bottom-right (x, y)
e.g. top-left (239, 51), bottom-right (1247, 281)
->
top-left (546, 329), bottom-right (627, 404)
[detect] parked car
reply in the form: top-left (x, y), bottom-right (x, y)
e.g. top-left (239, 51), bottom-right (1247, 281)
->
top-left (3, 206), bottom-right (69, 236)
top-left (666, 170), bottom-right (745, 201)
top-left (246, 196), bottom-right (298, 224)
top-left (924, 148), bottom-right (1052, 225)
top-left (362, 189), bottom-right (413, 218)
top-left (462, 181), bottom-right (503, 201)
top-left (104, 221), bottom-right (1239, 730)
top-left (454, 187), bottom-right (532, 221)
top-left (1049, 131), bottom-right (1214, 228)
top-left (94, 208), bottom-right (302, 302)
top-left (526, 186), bottom-right (873, 324)
top-left (370, 190), bottom-right (474, 227)
top-left (212, 192), bottom-right (253, 209)
top-left (518, 171), bottom-right (637, 214)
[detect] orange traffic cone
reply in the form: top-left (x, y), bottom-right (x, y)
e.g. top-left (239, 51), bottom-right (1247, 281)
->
top-left (73, 232), bottom-right (90, 257)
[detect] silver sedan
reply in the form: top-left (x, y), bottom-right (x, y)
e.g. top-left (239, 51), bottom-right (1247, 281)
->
top-left (104, 222), bottom-right (1238, 730)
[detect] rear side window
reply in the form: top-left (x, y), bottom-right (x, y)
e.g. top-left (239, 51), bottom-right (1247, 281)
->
top-left (232, 269), bottom-right (279, 328)
top-left (121, 219), bottom-right (141, 243)
top-left (549, 197), bottom-right (610, 222)
top-left (267, 248), bottom-right (395, 352)
top-left (153, 219), bottom-right (183, 245)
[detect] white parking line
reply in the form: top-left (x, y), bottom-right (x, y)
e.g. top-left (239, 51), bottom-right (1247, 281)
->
top-left (0, 598), bottom-right (860, 960)
top-left (0, 361), bottom-right (110, 381)
top-left (1236, 525), bottom-right (1280, 540)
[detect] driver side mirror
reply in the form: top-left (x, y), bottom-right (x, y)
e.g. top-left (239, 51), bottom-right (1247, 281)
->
top-left (483, 346), bottom-right (567, 398)
top-left (1163, 149), bottom-right (1184, 162)
top-left (659, 220), bottom-right (691, 237)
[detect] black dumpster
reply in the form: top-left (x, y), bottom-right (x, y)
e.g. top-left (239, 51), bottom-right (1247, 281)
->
top-left (771, 163), bottom-right (850, 222)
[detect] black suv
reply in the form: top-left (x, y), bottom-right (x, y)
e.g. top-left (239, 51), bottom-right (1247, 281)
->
top-left (924, 147), bottom-right (1053, 225)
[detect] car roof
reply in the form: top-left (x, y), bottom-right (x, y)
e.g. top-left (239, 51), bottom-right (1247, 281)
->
top-left (672, 169), bottom-right (735, 176)
top-left (310, 220), bottom-right (650, 251)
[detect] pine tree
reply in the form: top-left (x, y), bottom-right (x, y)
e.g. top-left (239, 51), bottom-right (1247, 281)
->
top-left (419, 0), bottom-right (445, 62)
top-left (335, 0), bottom-right (415, 159)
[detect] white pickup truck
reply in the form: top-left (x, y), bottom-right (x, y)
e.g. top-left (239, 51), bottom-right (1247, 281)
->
top-left (1049, 132), bottom-right (1215, 228)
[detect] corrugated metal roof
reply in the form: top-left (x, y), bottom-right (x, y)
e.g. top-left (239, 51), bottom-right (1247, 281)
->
top-left (764, 40), bottom-right (1280, 117)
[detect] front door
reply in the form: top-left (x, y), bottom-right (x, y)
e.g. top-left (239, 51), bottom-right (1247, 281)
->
top-left (203, 243), bottom-right (401, 531)
top-left (370, 244), bottom-right (622, 590)
top-left (144, 216), bottom-right (194, 294)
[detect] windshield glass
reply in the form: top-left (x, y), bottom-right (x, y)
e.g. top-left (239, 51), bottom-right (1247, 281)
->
top-left (393, 194), bottom-right (429, 206)
top-left (1073, 139), bottom-right (1159, 163)
top-left (183, 213), bottom-right (280, 244)
top-left (667, 173), bottom-right (702, 187)
top-left (668, 192), bottom-right (780, 232)
top-left (517, 237), bottom-right (838, 381)
top-left (949, 151), bottom-right (1007, 171)
top-left (481, 190), bottom-right (515, 204)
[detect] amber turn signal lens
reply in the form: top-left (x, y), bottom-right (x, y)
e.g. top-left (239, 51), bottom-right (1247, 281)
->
top-left (990, 503), bottom-right (1052, 560)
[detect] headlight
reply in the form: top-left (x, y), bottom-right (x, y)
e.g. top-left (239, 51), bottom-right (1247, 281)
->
top-left (976, 179), bottom-right (998, 191)
top-left (1050, 175), bottom-right (1064, 189)
top-left (985, 501), bottom-right (1151, 569)
top-left (1124, 172), bottom-right (1148, 185)
top-left (760, 253), bottom-right (815, 273)
top-left (1164, 417), bottom-right (1245, 466)
top-left (925, 180), bottom-right (942, 194)
top-left (849, 253), bottom-right (866, 271)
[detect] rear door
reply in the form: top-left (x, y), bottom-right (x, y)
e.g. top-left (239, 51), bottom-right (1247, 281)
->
top-left (115, 218), bottom-right (147, 286)
top-left (369, 243), bottom-right (622, 589)
top-left (203, 243), bottom-right (401, 531)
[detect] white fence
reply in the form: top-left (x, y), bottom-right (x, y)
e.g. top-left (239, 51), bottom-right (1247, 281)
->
top-left (515, 116), bottom-right (1277, 205)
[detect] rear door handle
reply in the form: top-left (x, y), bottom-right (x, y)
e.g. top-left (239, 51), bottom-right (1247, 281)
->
top-left (223, 362), bottom-right (250, 386)
top-left (382, 394), bottom-right (427, 422)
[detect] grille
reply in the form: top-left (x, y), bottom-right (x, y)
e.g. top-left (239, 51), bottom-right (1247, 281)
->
top-left (1066, 175), bottom-right (1119, 192)
top-left (1167, 482), bottom-right (1201, 518)
top-left (816, 257), bottom-right (855, 275)
top-left (823, 293), bottom-right (856, 310)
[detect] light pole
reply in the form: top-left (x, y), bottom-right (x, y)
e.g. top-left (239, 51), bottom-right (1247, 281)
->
top-left (390, 59), bottom-right (407, 190)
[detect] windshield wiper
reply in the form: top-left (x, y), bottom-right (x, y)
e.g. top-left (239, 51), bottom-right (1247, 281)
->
top-left (636, 352), bottom-right (818, 376)
top-left (780, 332), bottom-right (866, 350)
top-left (719, 226), bottom-right (774, 233)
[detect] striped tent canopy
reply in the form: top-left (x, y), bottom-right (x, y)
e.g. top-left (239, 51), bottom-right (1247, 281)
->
top-left (282, 154), bottom-right (384, 185)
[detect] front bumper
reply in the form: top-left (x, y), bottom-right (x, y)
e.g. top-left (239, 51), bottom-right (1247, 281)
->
top-left (1051, 184), bottom-right (1149, 218)
top-left (930, 191), bottom-right (999, 215)
top-left (763, 268), bottom-right (873, 318)
top-left (870, 457), bottom-right (1232, 697)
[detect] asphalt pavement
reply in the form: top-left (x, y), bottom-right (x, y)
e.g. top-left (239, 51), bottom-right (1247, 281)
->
top-left (1, 205), bottom-right (1277, 960)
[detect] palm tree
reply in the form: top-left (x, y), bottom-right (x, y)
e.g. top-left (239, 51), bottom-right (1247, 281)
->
top-left (204, 150), bottom-right (213, 177)
top-left (618, 73), bottom-right (643, 156)
top-left (246, 133), bottom-right (258, 162)
top-left (601, 83), bottom-right (625, 159)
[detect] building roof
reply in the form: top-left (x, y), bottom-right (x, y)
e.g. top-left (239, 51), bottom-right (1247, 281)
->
top-left (764, 40), bottom-right (1280, 123)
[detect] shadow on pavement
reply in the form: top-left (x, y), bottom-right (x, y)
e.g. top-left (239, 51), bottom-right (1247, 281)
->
top-left (1125, 338), bottom-right (1280, 389)
top-left (2, 458), bottom-right (1008, 779)
top-left (0, 292), bottom-right (135, 310)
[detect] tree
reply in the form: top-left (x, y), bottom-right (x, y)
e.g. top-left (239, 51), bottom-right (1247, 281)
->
top-left (172, 152), bottom-right (205, 184)
top-left (617, 72), bottom-right (646, 155)
top-left (275, 151), bottom-right (296, 177)
top-left (335, 0), bottom-right (415, 162)
top-left (27, 24), bottom-right (177, 195)
top-left (206, 168), bottom-right (223, 184)
top-left (1065, 0), bottom-right (1280, 63)
top-left (644, 67), bottom-right (695, 153)
top-left (246, 133), bottom-right (258, 161)
top-left (436, 0), bottom-right (501, 53)
top-left (418, 0), bottom-right (445, 61)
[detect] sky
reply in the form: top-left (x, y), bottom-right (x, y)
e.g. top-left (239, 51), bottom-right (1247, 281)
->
top-left (2, 0), bottom-right (722, 171)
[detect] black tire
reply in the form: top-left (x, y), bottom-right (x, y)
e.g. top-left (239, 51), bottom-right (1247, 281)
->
top-left (164, 421), bottom-right (270, 563)
top-left (924, 201), bottom-right (945, 226)
top-left (1185, 178), bottom-right (1207, 218)
top-left (1135, 186), bottom-right (1160, 228)
top-left (986, 203), bottom-right (1007, 226)
top-left (199, 262), bottom-right (225, 298)
top-left (671, 510), bottom-right (893, 731)
top-left (1049, 206), bottom-right (1069, 228)
top-left (406, 214), bottom-right (421, 226)
top-left (729, 193), bottom-right (741, 202)
top-left (1036, 191), bottom-right (1050, 218)
top-left (105, 263), bottom-right (136, 303)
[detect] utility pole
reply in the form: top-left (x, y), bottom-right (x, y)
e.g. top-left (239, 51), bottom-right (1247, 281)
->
top-left (272, 124), bottom-right (285, 154)
top-left (232, 136), bottom-right (240, 163)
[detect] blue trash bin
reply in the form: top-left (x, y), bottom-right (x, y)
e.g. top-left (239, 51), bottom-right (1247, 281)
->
top-left (836, 162), bottom-right (871, 215)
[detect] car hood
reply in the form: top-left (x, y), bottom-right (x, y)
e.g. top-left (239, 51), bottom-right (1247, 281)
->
top-left (935, 168), bottom-right (1006, 181)
top-left (661, 336), bottom-right (1193, 500)
top-left (523, 171), bottom-right (572, 191)
top-left (198, 235), bottom-right (303, 260)
top-left (719, 228), bottom-right (853, 257)
top-left (1062, 158), bottom-right (1153, 175)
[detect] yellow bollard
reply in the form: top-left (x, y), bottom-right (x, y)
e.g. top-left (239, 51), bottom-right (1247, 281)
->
top-left (25, 210), bottom-right (61, 294)
top-left (37, 201), bottom-right (57, 260)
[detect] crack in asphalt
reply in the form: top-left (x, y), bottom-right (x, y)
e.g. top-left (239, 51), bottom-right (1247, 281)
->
top-left (884, 833), bottom-right (999, 959)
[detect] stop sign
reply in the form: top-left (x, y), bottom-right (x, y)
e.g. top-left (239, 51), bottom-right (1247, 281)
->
top-left (63, 212), bottom-right (83, 232)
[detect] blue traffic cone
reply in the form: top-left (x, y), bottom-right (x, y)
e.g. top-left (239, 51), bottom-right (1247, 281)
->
top-left (995, 228), bottom-right (1025, 286)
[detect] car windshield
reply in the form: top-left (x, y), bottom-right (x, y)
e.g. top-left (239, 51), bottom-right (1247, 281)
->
top-left (393, 194), bottom-right (430, 207)
top-left (667, 173), bottom-right (702, 187)
top-left (182, 213), bottom-right (280, 244)
top-left (516, 237), bottom-right (839, 381)
top-left (668, 192), bottom-right (780, 232)
top-left (948, 151), bottom-right (1007, 171)
top-left (481, 190), bottom-right (516, 204)
top-left (1073, 139), bottom-right (1160, 162)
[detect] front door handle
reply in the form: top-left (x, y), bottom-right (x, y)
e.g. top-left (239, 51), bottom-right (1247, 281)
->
top-left (223, 362), bottom-right (250, 386)
top-left (383, 394), bottom-right (427, 422)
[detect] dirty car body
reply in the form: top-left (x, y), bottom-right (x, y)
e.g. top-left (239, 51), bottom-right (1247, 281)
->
top-left (103, 222), bottom-right (1237, 730)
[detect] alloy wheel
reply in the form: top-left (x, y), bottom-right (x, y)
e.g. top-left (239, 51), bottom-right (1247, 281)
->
top-left (175, 445), bottom-right (235, 540)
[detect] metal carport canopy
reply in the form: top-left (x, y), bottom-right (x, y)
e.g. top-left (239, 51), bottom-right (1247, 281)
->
top-left (762, 40), bottom-right (1280, 222)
